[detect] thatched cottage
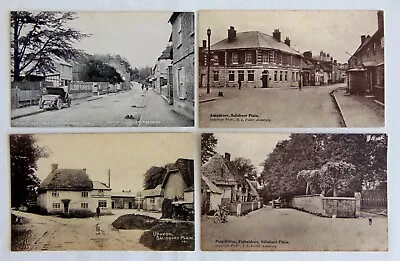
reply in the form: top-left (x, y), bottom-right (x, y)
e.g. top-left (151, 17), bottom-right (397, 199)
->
top-left (201, 175), bottom-right (223, 214)
top-left (37, 164), bottom-right (112, 215)
top-left (138, 184), bottom-right (164, 212)
top-left (161, 158), bottom-right (194, 202)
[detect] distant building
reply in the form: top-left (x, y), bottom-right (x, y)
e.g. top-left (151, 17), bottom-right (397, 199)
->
top-left (154, 45), bottom-right (173, 103)
top-left (169, 12), bottom-right (195, 120)
top-left (137, 185), bottom-right (164, 212)
top-left (111, 190), bottom-right (136, 209)
top-left (347, 11), bottom-right (384, 104)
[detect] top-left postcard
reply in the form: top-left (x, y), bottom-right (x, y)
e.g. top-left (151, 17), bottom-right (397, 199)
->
top-left (10, 11), bottom-right (195, 127)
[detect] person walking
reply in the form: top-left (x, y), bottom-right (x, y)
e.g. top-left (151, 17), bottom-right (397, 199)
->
top-left (238, 79), bottom-right (242, 90)
top-left (96, 206), bottom-right (100, 219)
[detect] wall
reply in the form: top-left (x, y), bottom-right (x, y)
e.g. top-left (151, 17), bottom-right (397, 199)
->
top-left (143, 197), bottom-right (163, 212)
top-left (230, 201), bottom-right (262, 216)
top-left (291, 194), bottom-right (325, 216)
top-left (164, 172), bottom-right (186, 200)
top-left (184, 191), bottom-right (194, 203)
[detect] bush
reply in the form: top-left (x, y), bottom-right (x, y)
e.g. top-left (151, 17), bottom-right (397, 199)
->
top-left (111, 214), bottom-right (159, 230)
top-left (161, 199), bottom-right (173, 219)
top-left (60, 209), bottom-right (95, 218)
top-left (139, 221), bottom-right (194, 251)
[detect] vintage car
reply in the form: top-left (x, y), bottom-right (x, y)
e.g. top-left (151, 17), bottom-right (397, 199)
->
top-left (171, 200), bottom-right (194, 221)
top-left (271, 197), bottom-right (282, 208)
top-left (39, 86), bottom-right (71, 110)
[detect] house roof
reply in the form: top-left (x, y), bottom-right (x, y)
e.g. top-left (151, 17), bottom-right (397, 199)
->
top-left (161, 158), bottom-right (194, 189)
top-left (201, 175), bottom-right (222, 194)
top-left (211, 31), bottom-right (301, 56)
top-left (92, 181), bottom-right (111, 190)
top-left (158, 46), bottom-right (173, 60)
top-left (39, 168), bottom-right (93, 192)
top-left (168, 12), bottom-right (181, 24)
top-left (352, 28), bottom-right (383, 58)
top-left (111, 191), bottom-right (136, 198)
top-left (141, 184), bottom-right (163, 198)
top-left (201, 153), bottom-right (238, 186)
top-left (246, 179), bottom-right (260, 197)
top-left (301, 59), bottom-right (314, 70)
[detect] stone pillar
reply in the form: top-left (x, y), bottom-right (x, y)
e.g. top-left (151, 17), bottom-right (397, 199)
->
top-left (354, 192), bottom-right (361, 218)
top-left (251, 202), bottom-right (254, 211)
top-left (237, 203), bottom-right (241, 216)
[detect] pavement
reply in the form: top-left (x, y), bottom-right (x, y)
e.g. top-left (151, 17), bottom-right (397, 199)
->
top-left (201, 206), bottom-right (388, 251)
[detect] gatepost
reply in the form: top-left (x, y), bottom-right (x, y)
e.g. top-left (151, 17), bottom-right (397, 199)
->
top-left (354, 192), bottom-right (361, 217)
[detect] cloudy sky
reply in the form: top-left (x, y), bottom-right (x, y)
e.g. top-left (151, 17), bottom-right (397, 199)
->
top-left (68, 12), bottom-right (172, 68)
top-left (198, 10), bottom-right (380, 63)
top-left (35, 133), bottom-right (194, 194)
top-left (214, 133), bottom-right (290, 174)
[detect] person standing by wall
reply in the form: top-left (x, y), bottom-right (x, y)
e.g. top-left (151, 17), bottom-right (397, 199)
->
top-left (96, 205), bottom-right (100, 219)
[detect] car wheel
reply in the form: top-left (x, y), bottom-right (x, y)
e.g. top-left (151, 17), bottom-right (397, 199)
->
top-left (67, 99), bottom-right (71, 107)
top-left (57, 99), bottom-right (62, 110)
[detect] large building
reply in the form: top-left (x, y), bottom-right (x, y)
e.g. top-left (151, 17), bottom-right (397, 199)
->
top-left (204, 27), bottom-right (303, 89)
top-left (347, 11), bottom-right (384, 104)
top-left (169, 12), bottom-right (195, 120)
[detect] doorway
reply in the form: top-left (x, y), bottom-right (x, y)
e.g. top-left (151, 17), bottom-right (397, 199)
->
top-left (62, 199), bottom-right (71, 214)
top-left (129, 202), bottom-right (132, 209)
top-left (262, 70), bottom-right (269, 88)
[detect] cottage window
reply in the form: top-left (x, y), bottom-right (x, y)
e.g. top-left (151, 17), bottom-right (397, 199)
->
top-left (98, 200), bottom-right (107, 208)
top-left (278, 54), bottom-right (283, 64)
top-left (238, 70), bottom-right (244, 81)
top-left (150, 198), bottom-right (155, 204)
top-left (51, 191), bottom-right (59, 197)
top-left (262, 52), bottom-right (268, 63)
top-left (228, 70), bottom-right (235, 82)
top-left (247, 70), bottom-right (254, 82)
top-left (177, 67), bottom-right (186, 99)
top-left (82, 191), bottom-right (88, 198)
top-left (52, 203), bottom-right (60, 209)
top-left (285, 71), bottom-right (288, 81)
top-left (232, 52), bottom-right (238, 64)
top-left (269, 51), bottom-right (275, 63)
top-left (213, 71), bottom-right (219, 82)
top-left (245, 52), bottom-right (252, 64)
top-left (274, 71), bottom-right (278, 81)
top-left (381, 37), bottom-right (384, 49)
top-left (81, 203), bottom-right (88, 209)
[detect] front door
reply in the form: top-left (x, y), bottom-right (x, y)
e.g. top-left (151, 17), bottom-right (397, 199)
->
top-left (128, 202), bottom-right (132, 209)
top-left (62, 199), bottom-right (70, 214)
top-left (262, 71), bottom-right (269, 88)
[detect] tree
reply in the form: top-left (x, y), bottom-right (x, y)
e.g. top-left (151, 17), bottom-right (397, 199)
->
top-left (79, 59), bottom-right (123, 84)
top-left (10, 134), bottom-right (48, 208)
top-left (297, 169), bottom-right (320, 195)
top-left (232, 157), bottom-right (257, 180)
top-left (201, 133), bottom-right (218, 164)
top-left (319, 161), bottom-right (356, 197)
top-left (11, 11), bottom-right (89, 82)
top-left (143, 166), bottom-right (167, 190)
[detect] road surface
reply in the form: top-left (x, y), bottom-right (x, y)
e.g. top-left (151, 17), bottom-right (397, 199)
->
top-left (199, 84), bottom-right (345, 128)
top-left (201, 206), bottom-right (387, 251)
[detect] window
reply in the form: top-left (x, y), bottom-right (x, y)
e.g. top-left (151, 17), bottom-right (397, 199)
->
top-left (262, 52), bottom-right (268, 63)
top-left (213, 71), bottom-right (219, 82)
top-left (292, 72), bottom-right (295, 81)
top-left (52, 203), bottom-right (60, 209)
top-left (98, 200), bottom-right (107, 208)
top-left (177, 67), bottom-right (186, 98)
top-left (150, 198), bottom-right (155, 204)
top-left (232, 52), bottom-right (238, 64)
top-left (52, 191), bottom-right (59, 197)
top-left (248, 70), bottom-right (254, 82)
top-left (285, 71), bottom-right (288, 81)
top-left (381, 37), bottom-right (384, 49)
top-left (296, 72), bottom-right (299, 82)
top-left (213, 54), bottom-right (219, 66)
top-left (228, 70), bottom-right (235, 82)
top-left (245, 52), bottom-right (252, 64)
top-left (278, 54), bottom-right (283, 64)
top-left (274, 71), bottom-right (278, 81)
top-left (269, 51), bottom-right (275, 63)
top-left (238, 70), bottom-right (244, 81)
top-left (373, 42), bottom-right (376, 54)
top-left (81, 203), bottom-right (88, 209)
top-left (177, 17), bottom-right (182, 48)
top-left (191, 14), bottom-right (195, 35)
top-left (82, 191), bottom-right (88, 198)
top-left (280, 71), bottom-right (283, 81)
top-left (274, 52), bottom-right (278, 64)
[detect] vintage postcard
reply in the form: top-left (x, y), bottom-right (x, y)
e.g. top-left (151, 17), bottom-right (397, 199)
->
top-left (198, 10), bottom-right (385, 128)
top-left (10, 11), bottom-right (195, 127)
top-left (201, 133), bottom-right (388, 251)
top-left (10, 133), bottom-right (195, 251)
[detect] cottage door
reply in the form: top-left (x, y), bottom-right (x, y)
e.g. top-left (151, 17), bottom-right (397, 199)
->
top-left (61, 199), bottom-right (71, 214)
top-left (261, 70), bottom-right (269, 88)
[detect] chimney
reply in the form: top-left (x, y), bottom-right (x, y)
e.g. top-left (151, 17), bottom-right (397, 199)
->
top-left (284, 37), bottom-right (291, 46)
top-left (334, 59), bottom-right (337, 65)
top-left (320, 51), bottom-right (324, 59)
top-left (273, 29), bottom-right (281, 42)
top-left (303, 51), bottom-right (312, 59)
top-left (202, 40), bottom-right (207, 48)
top-left (224, 152), bottom-right (231, 161)
top-left (51, 164), bottom-right (58, 171)
top-left (83, 168), bottom-right (86, 173)
top-left (377, 10), bottom-right (384, 31)
top-left (228, 26), bottom-right (236, 42)
top-left (108, 169), bottom-right (111, 188)
top-left (361, 35), bottom-right (366, 44)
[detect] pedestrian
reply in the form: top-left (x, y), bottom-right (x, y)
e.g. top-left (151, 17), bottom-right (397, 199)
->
top-left (96, 206), bottom-right (100, 219)
top-left (238, 79), bottom-right (242, 90)
top-left (141, 84), bottom-right (144, 91)
top-left (298, 79), bottom-right (302, 91)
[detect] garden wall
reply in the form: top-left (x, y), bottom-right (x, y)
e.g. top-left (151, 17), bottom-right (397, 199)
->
top-left (230, 201), bottom-right (262, 216)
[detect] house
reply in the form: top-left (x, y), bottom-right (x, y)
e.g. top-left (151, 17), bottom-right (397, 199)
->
top-left (168, 12), bottom-right (195, 121)
top-left (37, 164), bottom-right (112, 215)
top-left (111, 190), bottom-right (136, 209)
top-left (161, 158), bottom-right (194, 202)
top-left (303, 51), bottom-right (342, 86)
top-left (138, 184), bottom-right (164, 212)
top-left (347, 11), bottom-right (384, 104)
top-left (204, 26), bottom-right (303, 89)
top-left (201, 153), bottom-right (238, 205)
top-left (154, 45), bottom-right (173, 100)
top-left (201, 175), bottom-right (223, 214)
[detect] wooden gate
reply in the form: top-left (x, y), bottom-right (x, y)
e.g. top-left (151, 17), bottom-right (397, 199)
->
top-left (361, 191), bottom-right (387, 210)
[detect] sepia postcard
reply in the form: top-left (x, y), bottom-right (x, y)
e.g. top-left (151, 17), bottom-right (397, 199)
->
top-left (198, 10), bottom-right (385, 128)
top-left (201, 133), bottom-right (388, 251)
top-left (10, 11), bottom-right (195, 127)
top-left (10, 133), bottom-right (195, 251)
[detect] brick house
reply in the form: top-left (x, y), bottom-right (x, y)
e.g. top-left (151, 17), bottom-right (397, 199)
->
top-left (169, 12), bottom-right (195, 120)
top-left (203, 27), bottom-right (303, 89)
top-left (347, 11), bottom-right (384, 104)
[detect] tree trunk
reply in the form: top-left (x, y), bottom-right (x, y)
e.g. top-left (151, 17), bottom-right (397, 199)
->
top-left (333, 187), bottom-right (338, 197)
top-left (305, 182), bottom-right (310, 195)
top-left (13, 13), bottom-right (21, 82)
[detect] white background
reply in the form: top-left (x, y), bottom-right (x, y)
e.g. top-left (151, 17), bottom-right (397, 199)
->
top-left (1, 0), bottom-right (399, 260)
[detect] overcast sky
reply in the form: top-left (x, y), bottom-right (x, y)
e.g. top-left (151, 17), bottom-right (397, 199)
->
top-left (68, 12), bottom-right (172, 68)
top-left (214, 133), bottom-right (290, 174)
top-left (198, 10), bottom-right (380, 63)
top-left (35, 133), bottom-right (194, 194)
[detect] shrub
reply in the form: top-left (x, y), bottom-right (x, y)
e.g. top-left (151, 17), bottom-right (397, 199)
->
top-left (60, 209), bottom-right (95, 218)
top-left (161, 199), bottom-right (173, 219)
top-left (111, 214), bottom-right (159, 230)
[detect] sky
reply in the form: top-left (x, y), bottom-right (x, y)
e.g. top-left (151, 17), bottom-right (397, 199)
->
top-left (198, 10), bottom-right (380, 63)
top-left (67, 12), bottom-right (172, 68)
top-left (35, 133), bottom-right (194, 194)
top-left (214, 133), bottom-right (290, 174)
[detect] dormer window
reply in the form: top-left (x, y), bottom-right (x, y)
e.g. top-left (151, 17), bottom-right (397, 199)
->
top-left (51, 191), bottom-right (59, 197)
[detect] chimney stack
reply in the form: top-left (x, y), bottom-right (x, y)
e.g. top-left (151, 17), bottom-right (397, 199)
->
top-left (377, 10), bottom-right (384, 31)
top-left (83, 168), bottom-right (86, 173)
top-left (361, 35), bottom-right (366, 44)
top-left (224, 152), bottom-right (231, 162)
top-left (202, 40), bottom-right (207, 48)
top-left (108, 169), bottom-right (111, 188)
top-left (228, 26), bottom-right (237, 42)
top-left (284, 37), bottom-right (291, 46)
top-left (273, 29), bottom-right (281, 42)
top-left (51, 163), bottom-right (58, 171)
top-left (303, 51), bottom-right (312, 59)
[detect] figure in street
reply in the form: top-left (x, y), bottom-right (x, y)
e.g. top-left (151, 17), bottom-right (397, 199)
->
top-left (238, 79), bottom-right (242, 90)
top-left (96, 206), bottom-right (100, 219)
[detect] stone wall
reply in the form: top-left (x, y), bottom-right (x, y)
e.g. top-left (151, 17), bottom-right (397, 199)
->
top-left (230, 201), bottom-right (262, 216)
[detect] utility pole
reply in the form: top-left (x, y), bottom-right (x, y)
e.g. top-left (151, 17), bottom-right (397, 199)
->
top-left (207, 28), bottom-right (211, 94)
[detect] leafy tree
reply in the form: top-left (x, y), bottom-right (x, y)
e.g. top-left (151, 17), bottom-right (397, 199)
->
top-left (201, 133), bottom-right (218, 164)
top-left (143, 166), bottom-right (167, 190)
top-left (232, 157), bottom-right (257, 180)
top-left (11, 11), bottom-right (89, 81)
top-left (319, 161), bottom-right (356, 197)
top-left (79, 59), bottom-right (123, 84)
top-left (10, 134), bottom-right (48, 208)
top-left (297, 169), bottom-right (320, 195)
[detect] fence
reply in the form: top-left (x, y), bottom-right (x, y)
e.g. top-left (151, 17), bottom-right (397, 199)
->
top-left (229, 201), bottom-right (262, 216)
top-left (11, 81), bottom-right (44, 109)
top-left (361, 190), bottom-right (387, 210)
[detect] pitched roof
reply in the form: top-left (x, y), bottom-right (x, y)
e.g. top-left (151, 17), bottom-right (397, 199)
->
top-left (39, 168), bottom-right (93, 191)
top-left (158, 46), bottom-right (173, 60)
top-left (161, 158), bottom-right (194, 189)
top-left (211, 31), bottom-right (301, 56)
top-left (111, 191), bottom-right (136, 198)
top-left (92, 181), bottom-right (111, 190)
top-left (352, 28), bottom-right (383, 57)
top-left (141, 184), bottom-right (163, 198)
top-left (168, 12), bottom-right (181, 24)
top-left (201, 154), bottom-right (238, 186)
top-left (201, 175), bottom-right (222, 194)
top-left (246, 179), bottom-right (260, 197)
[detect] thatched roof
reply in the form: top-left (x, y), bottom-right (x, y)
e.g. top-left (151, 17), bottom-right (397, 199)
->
top-left (201, 175), bottom-right (222, 194)
top-left (201, 154), bottom-right (238, 186)
top-left (39, 168), bottom-right (93, 192)
top-left (161, 158), bottom-right (194, 189)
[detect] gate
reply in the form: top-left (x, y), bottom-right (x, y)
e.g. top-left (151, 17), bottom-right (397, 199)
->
top-left (361, 191), bottom-right (387, 210)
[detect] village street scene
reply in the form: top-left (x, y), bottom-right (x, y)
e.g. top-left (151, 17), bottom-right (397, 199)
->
top-left (198, 11), bottom-right (384, 128)
top-left (201, 133), bottom-right (387, 251)
top-left (10, 133), bottom-right (195, 251)
top-left (10, 11), bottom-right (194, 127)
